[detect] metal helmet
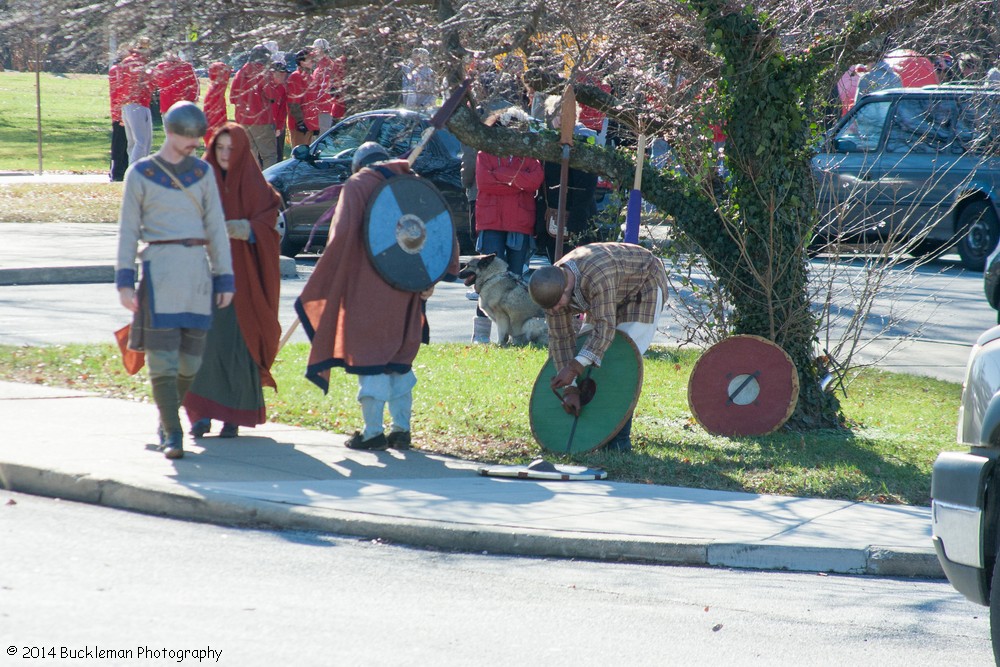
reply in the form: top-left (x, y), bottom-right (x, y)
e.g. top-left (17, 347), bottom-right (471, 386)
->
top-left (351, 141), bottom-right (389, 173)
top-left (528, 266), bottom-right (567, 309)
top-left (163, 101), bottom-right (207, 138)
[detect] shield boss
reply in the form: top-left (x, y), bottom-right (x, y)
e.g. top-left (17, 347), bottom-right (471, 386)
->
top-left (688, 335), bottom-right (799, 437)
top-left (363, 174), bottom-right (455, 292)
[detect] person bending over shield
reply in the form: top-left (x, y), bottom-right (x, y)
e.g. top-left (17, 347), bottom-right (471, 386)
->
top-left (295, 142), bottom-right (460, 451)
top-left (528, 242), bottom-right (667, 452)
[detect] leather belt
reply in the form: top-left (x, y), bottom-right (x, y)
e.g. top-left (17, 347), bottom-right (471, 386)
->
top-left (148, 238), bottom-right (208, 247)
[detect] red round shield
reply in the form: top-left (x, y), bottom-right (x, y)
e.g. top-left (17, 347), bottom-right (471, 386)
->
top-left (688, 335), bottom-right (799, 437)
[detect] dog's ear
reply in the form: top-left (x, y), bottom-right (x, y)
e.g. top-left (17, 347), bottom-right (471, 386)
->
top-left (481, 253), bottom-right (497, 266)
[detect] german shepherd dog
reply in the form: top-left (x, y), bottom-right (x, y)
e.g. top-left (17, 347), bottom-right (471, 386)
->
top-left (458, 254), bottom-right (548, 346)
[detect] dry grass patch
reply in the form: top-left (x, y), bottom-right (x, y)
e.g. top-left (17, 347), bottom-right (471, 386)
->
top-left (0, 183), bottom-right (122, 223)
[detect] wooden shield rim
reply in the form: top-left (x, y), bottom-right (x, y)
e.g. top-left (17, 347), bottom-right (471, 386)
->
top-left (362, 174), bottom-right (454, 292)
top-left (529, 331), bottom-right (643, 455)
top-left (687, 334), bottom-right (799, 437)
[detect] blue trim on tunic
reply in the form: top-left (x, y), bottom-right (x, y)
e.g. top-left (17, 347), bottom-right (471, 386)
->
top-left (213, 274), bottom-right (236, 293)
top-left (151, 311), bottom-right (214, 330)
top-left (116, 268), bottom-right (136, 289)
top-left (137, 157), bottom-right (210, 189)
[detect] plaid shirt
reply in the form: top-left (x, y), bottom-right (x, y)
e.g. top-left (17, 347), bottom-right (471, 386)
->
top-left (546, 243), bottom-right (668, 370)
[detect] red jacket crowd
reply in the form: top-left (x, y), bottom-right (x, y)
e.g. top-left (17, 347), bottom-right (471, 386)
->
top-left (108, 46), bottom-right (347, 146)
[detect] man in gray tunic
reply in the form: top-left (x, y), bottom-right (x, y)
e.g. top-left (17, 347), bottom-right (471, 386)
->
top-left (116, 102), bottom-right (235, 460)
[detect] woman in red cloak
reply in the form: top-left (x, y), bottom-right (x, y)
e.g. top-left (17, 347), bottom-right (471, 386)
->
top-left (184, 123), bottom-right (282, 438)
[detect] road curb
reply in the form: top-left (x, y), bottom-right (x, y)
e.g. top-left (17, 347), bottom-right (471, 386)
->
top-left (0, 259), bottom-right (299, 286)
top-left (0, 461), bottom-right (943, 579)
top-left (707, 542), bottom-right (943, 578)
top-left (0, 265), bottom-right (115, 286)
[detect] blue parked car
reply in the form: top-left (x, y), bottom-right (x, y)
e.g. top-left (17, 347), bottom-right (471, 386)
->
top-left (812, 85), bottom-right (1000, 270)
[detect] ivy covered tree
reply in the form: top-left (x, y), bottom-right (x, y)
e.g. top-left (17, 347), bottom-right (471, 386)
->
top-left (444, 0), bottom-right (979, 428)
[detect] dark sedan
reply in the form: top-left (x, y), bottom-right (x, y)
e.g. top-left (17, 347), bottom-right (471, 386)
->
top-left (264, 108), bottom-right (472, 257)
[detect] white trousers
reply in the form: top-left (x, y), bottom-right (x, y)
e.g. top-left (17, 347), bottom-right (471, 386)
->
top-left (577, 288), bottom-right (663, 363)
top-left (357, 371), bottom-right (417, 439)
top-left (121, 103), bottom-right (152, 163)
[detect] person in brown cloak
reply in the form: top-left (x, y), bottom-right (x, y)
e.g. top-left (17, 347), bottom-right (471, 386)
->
top-left (294, 142), bottom-right (460, 450)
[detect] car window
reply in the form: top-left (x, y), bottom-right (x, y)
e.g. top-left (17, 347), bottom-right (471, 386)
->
top-left (955, 95), bottom-right (1000, 156)
top-left (837, 101), bottom-right (892, 152)
top-left (435, 129), bottom-right (463, 158)
top-left (314, 116), bottom-right (379, 159)
top-left (374, 116), bottom-right (424, 157)
top-left (885, 98), bottom-right (968, 154)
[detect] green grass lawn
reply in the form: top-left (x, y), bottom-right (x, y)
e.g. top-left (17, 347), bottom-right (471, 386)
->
top-left (0, 341), bottom-right (962, 506)
top-left (0, 71), bottom-right (126, 172)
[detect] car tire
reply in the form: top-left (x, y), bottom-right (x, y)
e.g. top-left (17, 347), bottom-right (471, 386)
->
top-left (276, 210), bottom-right (304, 258)
top-left (957, 201), bottom-right (1000, 272)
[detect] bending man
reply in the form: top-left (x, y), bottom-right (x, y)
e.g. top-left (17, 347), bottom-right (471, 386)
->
top-left (528, 242), bottom-right (667, 452)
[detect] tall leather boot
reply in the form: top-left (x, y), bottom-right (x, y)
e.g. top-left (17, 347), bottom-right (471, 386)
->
top-left (176, 373), bottom-right (196, 403)
top-left (151, 375), bottom-right (184, 459)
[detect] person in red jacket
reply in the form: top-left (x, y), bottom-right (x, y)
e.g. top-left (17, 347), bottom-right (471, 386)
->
top-left (286, 49), bottom-right (322, 148)
top-left (310, 39), bottom-right (346, 133)
top-left (230, 45), bottom-right (278, 168)
top-left (470, 107), bottom-right (544, 343)
top-left (108, 54), bottom-right (129, 182)
top-left (576, 73), bottom-right (612, 146)
top-left (152, 51), bottom-right (200, 118)
top-left (118, 41), bottom-right (154, 163)
top-left (269, 61), bottom-right (289, 161)
top-left (203, 61), bottom-right (232, 145)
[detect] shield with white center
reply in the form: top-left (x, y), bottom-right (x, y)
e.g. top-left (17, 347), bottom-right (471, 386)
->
top-left (688, 335), bottom-right (799, 436)
top-left (363, 174), bottom-right (455, 292)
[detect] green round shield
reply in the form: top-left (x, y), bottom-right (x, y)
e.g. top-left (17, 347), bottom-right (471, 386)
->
top-left (529, 331), bottom-right (643, 455)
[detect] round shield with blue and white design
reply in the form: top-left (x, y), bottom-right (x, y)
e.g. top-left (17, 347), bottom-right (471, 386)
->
top-left (362, 174), bottom-right (455, 292)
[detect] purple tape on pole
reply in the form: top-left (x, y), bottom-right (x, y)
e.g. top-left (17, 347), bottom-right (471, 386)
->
top-left (624, 189), bottom-right (642, 244)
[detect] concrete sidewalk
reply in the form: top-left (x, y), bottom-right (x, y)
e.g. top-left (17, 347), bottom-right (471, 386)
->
top-left (0, 381), bottom-right (939, 578)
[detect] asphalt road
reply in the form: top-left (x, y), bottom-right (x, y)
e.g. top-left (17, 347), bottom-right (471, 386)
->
top-left (1, 491), bottom-right (990, 666)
